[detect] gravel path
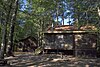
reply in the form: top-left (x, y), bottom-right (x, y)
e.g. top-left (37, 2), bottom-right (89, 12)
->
top-left (3, 52), bottom-right (100, 67)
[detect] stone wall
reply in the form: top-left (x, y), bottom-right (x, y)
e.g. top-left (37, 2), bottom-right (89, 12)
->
top-left (75, 34), bottom-right (97, 49)
top-left (44, 33), bottom-right (97, 57)
top-left (44, 34), bottom-right (74, 50)
top-left (75, 34), bottom-right (97, 57)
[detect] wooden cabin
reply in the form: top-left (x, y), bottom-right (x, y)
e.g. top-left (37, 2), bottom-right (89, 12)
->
top-left (17, 36), bottom-right (38, 52)
top-left (43, 25), bottom-right (97, 58)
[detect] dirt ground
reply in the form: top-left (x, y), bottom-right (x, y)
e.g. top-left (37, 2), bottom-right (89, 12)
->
top-left (3, 52), bottom-right (100, 67)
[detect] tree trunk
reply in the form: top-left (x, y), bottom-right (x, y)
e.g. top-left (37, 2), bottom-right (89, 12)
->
top-left (56, 1), bottom-right (59, 25)
top-left (7, 0), bottom-right (18, 56)
top-left (0, 23), bottom-right (7, 59)
top-left (62, 13), bottom-right (64, 25)
top-left (0, 2), bottom-right (13, 59)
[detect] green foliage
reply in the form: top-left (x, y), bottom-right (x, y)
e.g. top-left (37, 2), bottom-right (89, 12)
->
top-left (67, 0), bottom-right (100, 27)
top-left (15, 0), bottom-right (57, 40)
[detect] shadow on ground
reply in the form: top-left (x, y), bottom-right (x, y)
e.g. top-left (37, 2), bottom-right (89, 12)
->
top-left (4, 52), bottom-right (100, 67)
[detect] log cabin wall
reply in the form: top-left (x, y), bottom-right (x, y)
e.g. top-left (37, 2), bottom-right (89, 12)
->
top-left (17, 36), bottom-right (38, 52)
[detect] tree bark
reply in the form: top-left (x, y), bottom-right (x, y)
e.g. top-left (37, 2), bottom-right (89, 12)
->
top-left (62, 13), bottom-right (64, 25)
top-left (56, 1), bottom-right (59, 25)
top-left (0, 22), bottom-right (7, 59)
top-left (0, 2), bottom-right (13, 59)
top-left (7, 0), bottom-right (18, 56)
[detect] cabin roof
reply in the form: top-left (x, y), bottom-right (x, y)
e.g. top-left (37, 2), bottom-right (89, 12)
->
top-left (45, 25), bottom-right (97, 34)
top-left (18, 36), bottom-right (37, 42)
top-left (47, 25), bottom-right (97, 31)
top-left (44, 30), bottom-right (97, 34)
top-left (47, 25), bottom-right (77, 31)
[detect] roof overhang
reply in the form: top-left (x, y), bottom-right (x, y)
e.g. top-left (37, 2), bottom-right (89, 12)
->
top-left (44, 30), bottom-right (97, 34)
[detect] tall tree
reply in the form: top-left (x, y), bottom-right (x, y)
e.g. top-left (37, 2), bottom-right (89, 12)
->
top-left (0, 0), bottom-right (13, 59)
top-left (7, 0), bottom-right (19, 56)
top-left (67, 0), bottom-right (100, 27)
